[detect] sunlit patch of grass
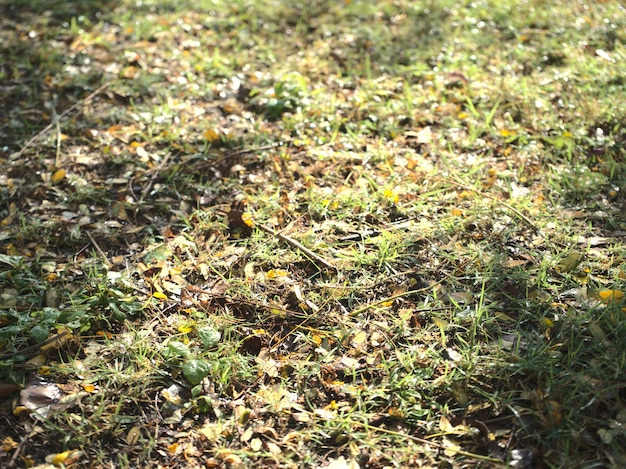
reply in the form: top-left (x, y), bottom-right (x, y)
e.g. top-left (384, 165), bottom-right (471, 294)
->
top-left (1, 0), bottom-right (625, 467)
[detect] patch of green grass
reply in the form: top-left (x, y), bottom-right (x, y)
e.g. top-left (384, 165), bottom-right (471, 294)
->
top-left (1, 0), bottom-right (625, 467)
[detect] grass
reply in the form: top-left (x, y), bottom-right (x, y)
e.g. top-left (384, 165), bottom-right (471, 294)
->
top-left (1, 0), bottom-right (625, 467)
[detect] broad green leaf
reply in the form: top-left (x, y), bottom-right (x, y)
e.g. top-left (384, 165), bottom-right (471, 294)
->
top-left (197, 327), bottom-right (221, 348)
top-left (0, 254), bottom-right (23, 267)
top-left (166, 341), bottom-right (191, 358)
top-left (183, 359), bottom-right (211, 385)
top-left (555, 251), bottom-right (583, 273)
top-left (29, 325), bottom-right (49, 343)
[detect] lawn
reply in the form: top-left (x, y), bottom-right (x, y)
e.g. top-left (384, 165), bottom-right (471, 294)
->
top-left (1, 0), bottom-right (625, 467)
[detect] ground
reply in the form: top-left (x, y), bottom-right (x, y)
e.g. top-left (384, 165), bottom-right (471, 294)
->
top-left (0, 0), bottom-right (625, 468)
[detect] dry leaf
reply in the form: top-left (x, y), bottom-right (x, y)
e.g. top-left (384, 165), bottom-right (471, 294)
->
top-left (555, 252), bottom-right (583, 273)
top-left (126, 426), bottom-right (142, 445)
top-left (598, 290), bottom-right (624, 303)
top-left (0, 383), bottom-right (20, 398)
top-left (51, 169), bottom-right (66, 184)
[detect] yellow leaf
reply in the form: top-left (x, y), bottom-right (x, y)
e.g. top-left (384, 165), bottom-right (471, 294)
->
top-left (351, 330), bottom-right (367, 347)
top-left (241, 212), bottom-right (255, 227)
top-left (13, 406), bottom-right (29, 417)
top-left (203, 128), bottom-right (220, 142)
top-left (178, 323), bottom-right (194, 334)
top-left (25, 354), bottom-right (47, 368)
top-left (153, 291), bottom-right (168, 300)
top-left (51, 169), bottom-right (66, 184)
top-left (41, 328), bottom-right (73, 353)
top-left (450, 208), bottom-right (464, 216)
top-left (250, 437), bottom-right (263, 451)
top-left (433, 317), bottom-right (449, 329)
top-left (50, 450), bottom-right (71, 466)
top-left (267, 269), bottom-right (289, 279)
top-left (598, 290), bottom-right (624, 303)
top-left (499, 129), bottom-right (516, 137)
top-left (82, 383), bottom-right (96, 393)
top-left (311, 333), bottom-right (323, 346)
top-left (167, 443), bottom-right (179, 454)
top-left (2, 436), bottom-right (18, 451)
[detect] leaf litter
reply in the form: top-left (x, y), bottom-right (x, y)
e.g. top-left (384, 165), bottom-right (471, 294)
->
top-left (1, 0), bottom-right (626, 468)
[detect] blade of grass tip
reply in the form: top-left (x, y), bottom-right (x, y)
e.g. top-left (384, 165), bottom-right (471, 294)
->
top-left (484, 100), bottom-right (500, 128)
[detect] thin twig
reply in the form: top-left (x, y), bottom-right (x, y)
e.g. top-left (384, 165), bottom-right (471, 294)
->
top-left (228, 143), bottom-right (279, 157)
top-left (442, 177), bottom-right (544, 236)
top-left (16, 81), bottom-right (110, 157)
top-left (196, 143), bottom-right (280, 170)
top-left (140, 152), bottom-right (172, 202)
top-left (255, 222), bottom-right (336, 272)
top-left (6, 428), bottom-right (33, 468)
top-left (0, 331), bottom-right (69, 360)
top-left (351, 421), bottom-right (504, 465)
top-left (349, 272), bottom-right (455, 317)
top-left (85, 231), bottom-right (111, 268)
top-left (52, 105), bottom-right (62, 167)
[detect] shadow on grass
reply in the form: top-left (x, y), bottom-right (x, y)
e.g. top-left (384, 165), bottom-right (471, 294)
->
top-left (0, 0), bottom-right (118, 152)
top-left (443, 240), bottom-right (626, 465)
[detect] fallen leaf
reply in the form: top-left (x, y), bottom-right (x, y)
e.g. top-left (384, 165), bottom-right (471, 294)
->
top-left (126, 426), bottom-right (141, 445)
top-left (249, 437), bottom-right (262, 451)
top-left (597, 290), bottom-right (624, 304)
top-left (2, 436), bottom-right (19, 452)
top-left (0, 383), bottom-right (20, 398)
top-left (49, 450), bottom-right (72, 466)
top-left (555, 251), bottom-right (583, 273)
top-left (203, 128), bottom-right (220, 142)
top-left (51, 169), bottom-right (66, 184)
top-left (325, 456), bottom-right (359, 469)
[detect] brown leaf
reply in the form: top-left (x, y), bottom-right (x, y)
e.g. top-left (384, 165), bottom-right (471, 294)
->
top-left (0, 382), bottom-right (20, 398)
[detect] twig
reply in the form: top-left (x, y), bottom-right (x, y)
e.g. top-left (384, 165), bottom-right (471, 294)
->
top-left (349, 272), bottom-right (455, 317)
top-left (442, 177), bottom-right (544, 236)
top-left (196, 143), bottom-right (280, 171)
top-left (351, 421), bottom-right (504, 465)
top-left (0, 331), bottom-right (69, 360)
top-left (254, 222), bottom-right (336, 272)
top-left (228, 143), bottom-right (279, 157)
top-left (140, 152), bottom-right (172, 202)
top-left (52, 105), bottom-right (62, 167)
top-left (16, 81), bottom-right (110, 157)
top-left (85, 231), bottom-right (111, 268)
top-left (6, 427), bottom-right (34, 468)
